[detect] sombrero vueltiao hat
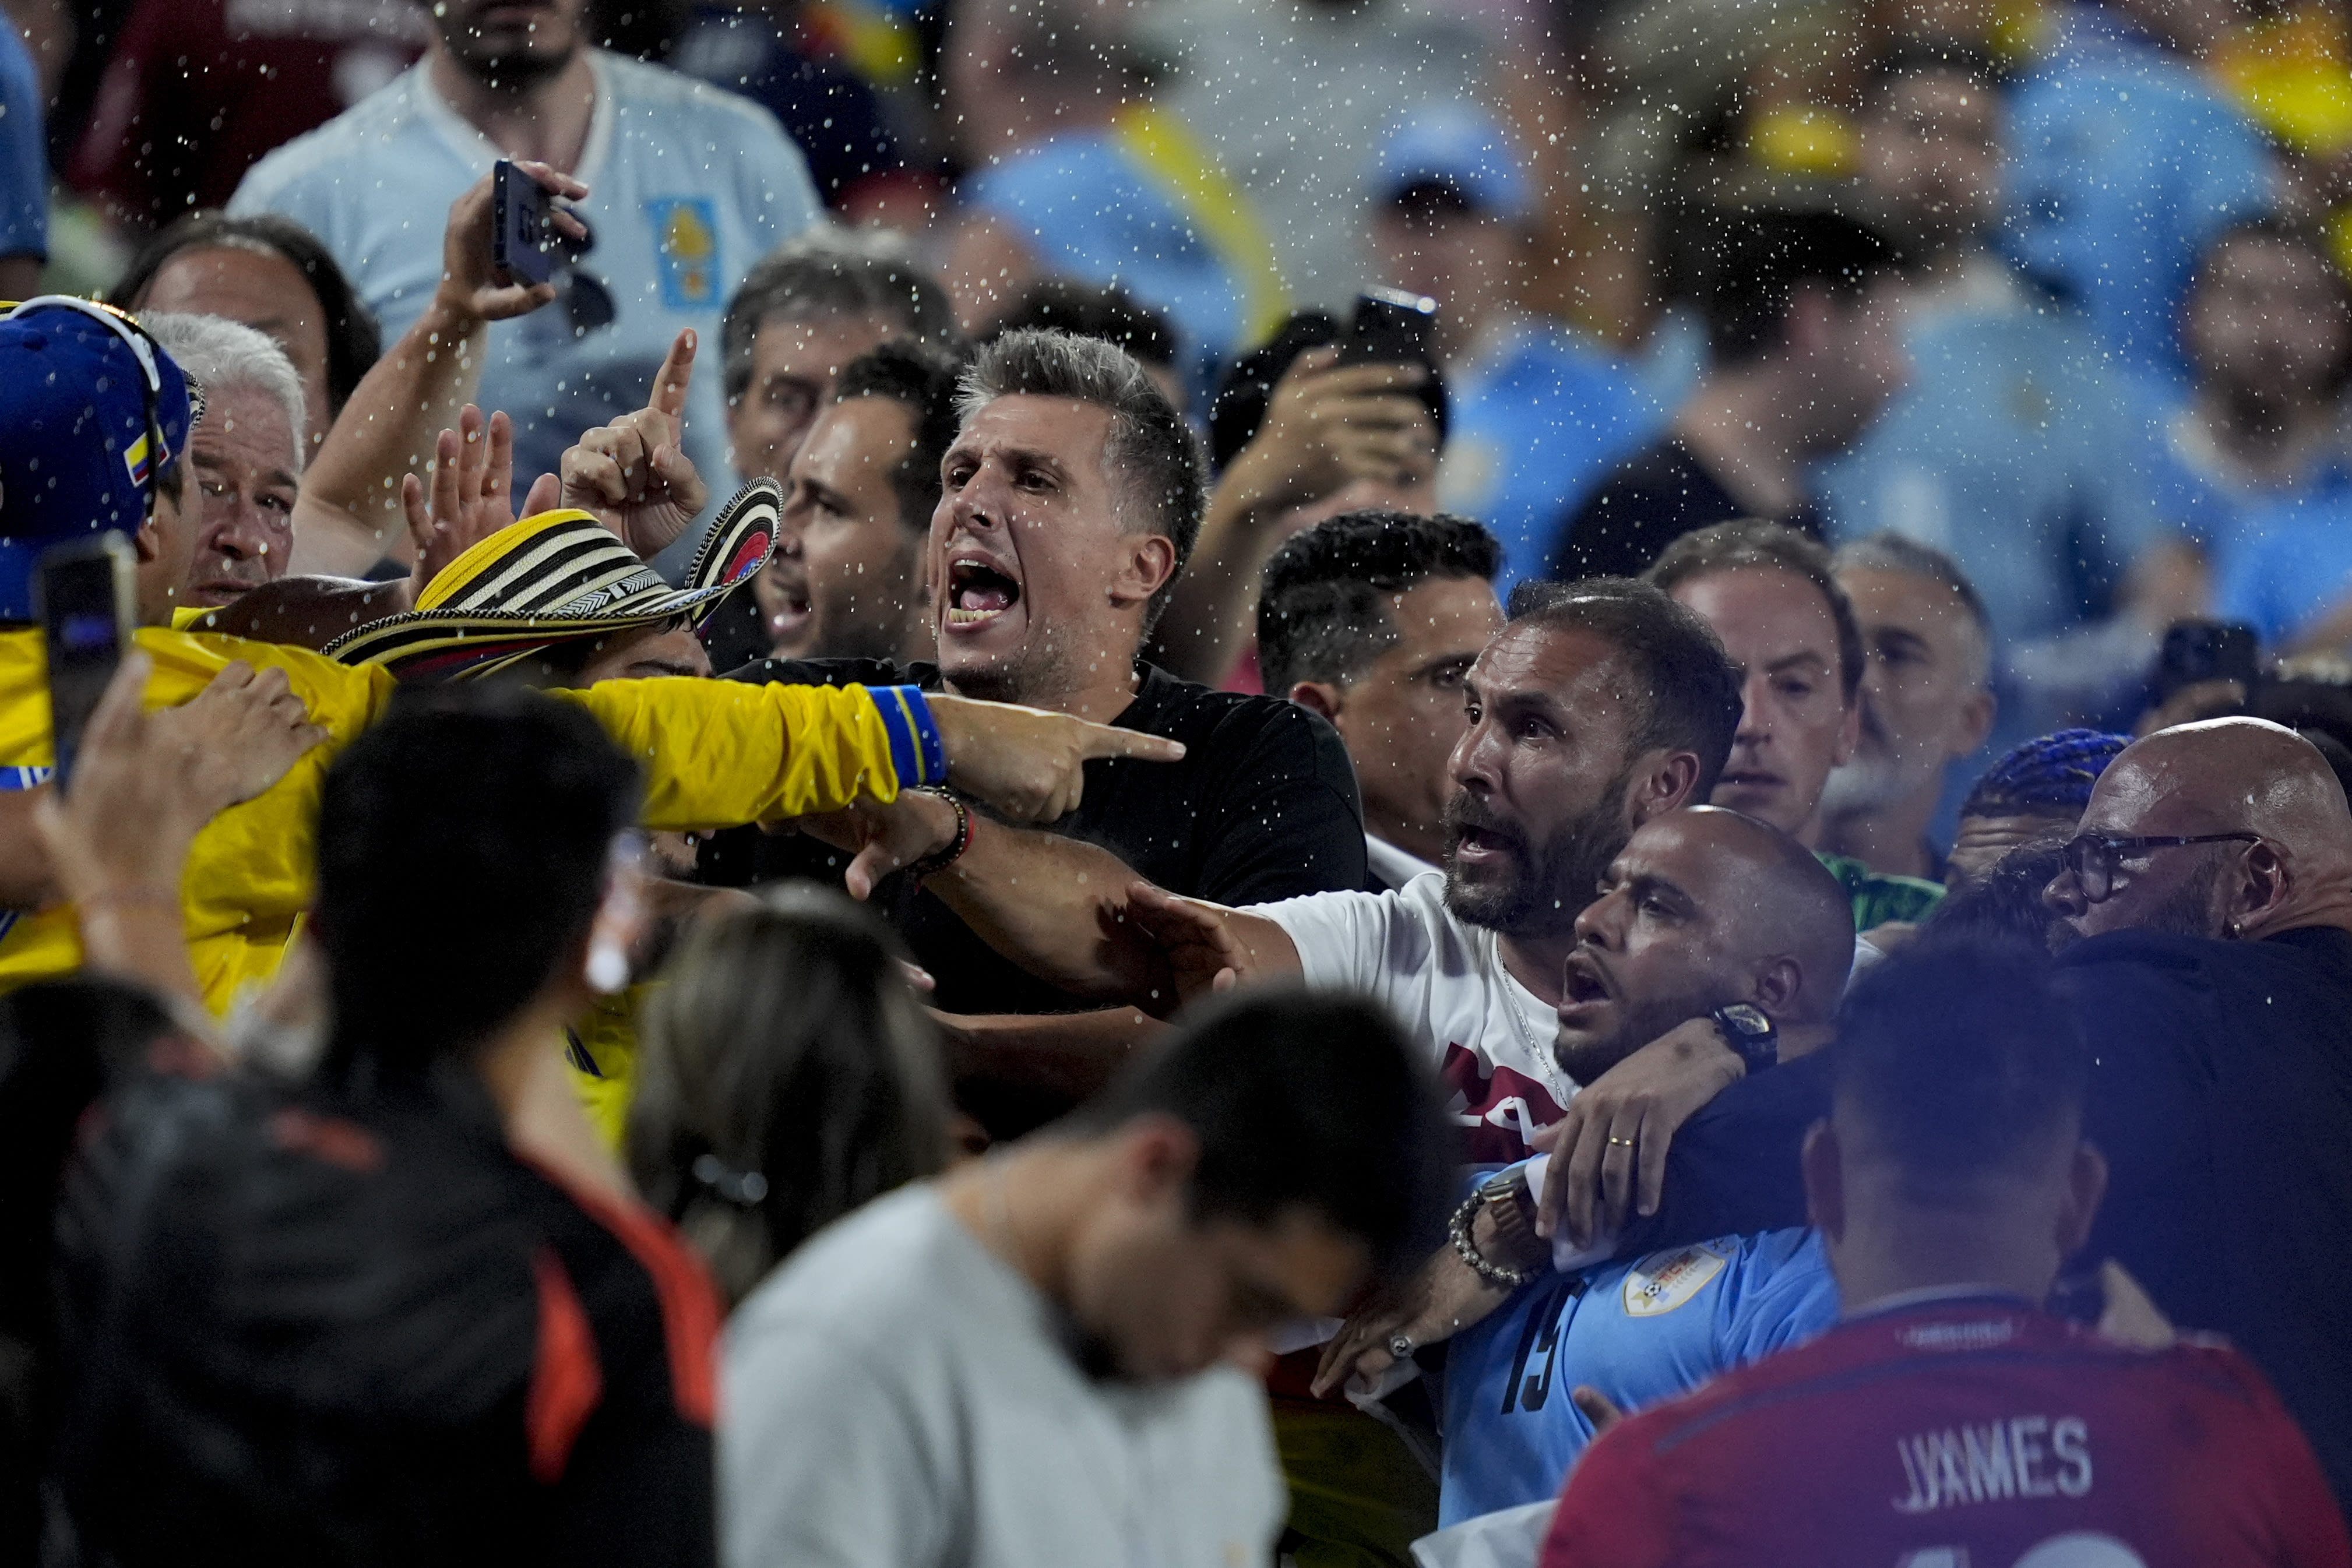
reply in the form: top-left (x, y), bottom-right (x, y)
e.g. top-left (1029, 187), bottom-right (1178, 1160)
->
top-left (323, 477), bottom-right (780, 682)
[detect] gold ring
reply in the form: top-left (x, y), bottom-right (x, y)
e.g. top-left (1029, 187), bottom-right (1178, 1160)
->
top-left (1607, 1135), bottom-right (1635, 1147)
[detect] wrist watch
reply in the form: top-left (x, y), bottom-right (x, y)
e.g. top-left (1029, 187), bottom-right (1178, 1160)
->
top-left (1449, 1167), bottom-right (1541, 1289)
top-left (1710, 1003), bottom-right (1779, 1074)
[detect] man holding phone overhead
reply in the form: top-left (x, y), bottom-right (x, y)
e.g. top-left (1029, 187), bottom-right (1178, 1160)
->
top-left (227, 0), bottom-right (826, 544)
top-left (0, 301), bottom-right (1188, 1014)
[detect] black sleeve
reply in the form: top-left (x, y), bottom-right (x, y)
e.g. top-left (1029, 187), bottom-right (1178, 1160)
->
top-left (1185, 699), bottom-right (1367, 905)
top-left (1610, 1051), bottom-right (1831, 1259)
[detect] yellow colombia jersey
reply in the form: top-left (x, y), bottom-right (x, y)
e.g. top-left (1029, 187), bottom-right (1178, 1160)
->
top-left (0, 625), bottom-right (913, 1013)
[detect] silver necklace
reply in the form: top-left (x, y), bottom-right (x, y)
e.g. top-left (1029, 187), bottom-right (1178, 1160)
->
top-left (1491, 931), bottom-right (1573, 1109)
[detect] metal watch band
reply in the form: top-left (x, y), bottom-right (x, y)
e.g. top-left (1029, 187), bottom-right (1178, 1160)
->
top-left (1448, 1191), bottom-right (1538, 1290)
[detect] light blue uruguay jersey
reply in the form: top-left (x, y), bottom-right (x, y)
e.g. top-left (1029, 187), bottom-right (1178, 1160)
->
top-left (230, 52), bottom-right (822, 551)
top-left (1437, 1225), bottom-right (1837, 1527)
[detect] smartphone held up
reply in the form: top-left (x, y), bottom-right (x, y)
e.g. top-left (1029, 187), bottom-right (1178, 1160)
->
top-left (38, 532), bottom-right (136, 790)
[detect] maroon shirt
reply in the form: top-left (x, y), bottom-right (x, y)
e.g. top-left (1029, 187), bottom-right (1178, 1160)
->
top-left (1543, 1295), bottom-right (2349, 1568)
top-left (71, 0), bottom-right (428, 223)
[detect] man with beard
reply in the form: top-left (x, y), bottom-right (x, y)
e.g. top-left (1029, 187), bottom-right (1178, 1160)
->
top-left (753, 341), bottom-right (960, 664)
top-left (847, 576), bottom-right (1741, 1161)
top-left (229, 0), bottom-right (822, 503)
top-left (1493, 717), bottom-right (2352, 1517)
top-left (1316, 808), bottom-right (1855, 1532)
top-left (1813, 534), bottom-right (1996, 883)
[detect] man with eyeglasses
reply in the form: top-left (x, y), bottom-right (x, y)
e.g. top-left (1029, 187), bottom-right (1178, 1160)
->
top-left (227, 0), bottom-right (824, 522)
top-left (1432, 714), bottom-right (2352, 1518)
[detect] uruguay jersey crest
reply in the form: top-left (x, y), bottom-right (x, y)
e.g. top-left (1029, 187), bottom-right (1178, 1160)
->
top-left (646, 198), bottom-right (721, 309)
top-left (1622, 1242), bottom-right (1732, 1317)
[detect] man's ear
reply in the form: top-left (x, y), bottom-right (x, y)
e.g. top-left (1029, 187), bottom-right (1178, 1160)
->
top-left (1801, 1118), bottom-right (1845, 1239)
top-left (1288, 680), bottom-right (1344, 726)
top-left (133, 512), bottom-right (161, 565)
top-left (1746, 953), bottom-right (1804, 1018)
top-left (1115, 1111), bottom-right (1202, 1206)
top-left (2056, 1141), bottom-right (2108, 1259)
top-left (1953, 687), bottom-right (1998, 759)
top-left (1625, 748), bottom-right (1704, 826)
top-left (1109, 533), bottom-right (1179, 612)
top-left (2229, 839), bottom-right (2295, 938)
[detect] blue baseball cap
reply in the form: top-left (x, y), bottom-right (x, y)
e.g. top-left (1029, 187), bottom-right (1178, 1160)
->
top-left (0, 297), bottom-right (198, 621)
top-left (1374, 102), bottom-right (1532, 223)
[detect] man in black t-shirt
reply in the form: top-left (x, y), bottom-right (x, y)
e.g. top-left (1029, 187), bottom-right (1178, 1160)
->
top-left (713, 329), bottom-right (1364, 1134)
top-left (1551, 209), bottom-right (1907, 581)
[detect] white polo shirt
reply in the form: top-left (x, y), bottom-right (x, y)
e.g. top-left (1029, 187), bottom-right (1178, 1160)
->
top-left (1258, 870), bottom-right (1573, 1162)
top-left (230, 51), bottom-right (821, 551)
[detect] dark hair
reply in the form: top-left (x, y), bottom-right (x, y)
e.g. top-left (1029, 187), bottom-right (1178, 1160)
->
top-left (723, 233), bottom-right (960, 403)
top-left (1680, 207), bottom-right (1902, 364)
top-left (985, 278), bottom-right (1180, 371)
top-left (1065, 985), bottom-right (1452, 1284)
top-left (959, 329), bottom-right (1206, 631)
top-left (1920, 836), bottom-right (2072, 947)
top-left (1208, 309), bottom-right (1451, 471)
top-left (1960, 728), bottom-right (2130, 820)
top-left (832, 339), bottom-right (966, 535)
top-left (1863, 39), bottom-right (2001, 109)
top-left (1832, 531), bottom-right (1991, 651)
top-left (1504, 576), bottom-right (1743, 797)
top-left (1257, 509), bottom-right (1499, 695)
top-left (1833, 939), bottom-right (2090, 1201)
top-left (312, 689), bottom-right (640, 1084)
top-left (1647, 519), bottom-right (1865, 702)
top-left (112, 211), bottom-right (381, 417)
top-left (627, 886), bottom-right (950, 1306)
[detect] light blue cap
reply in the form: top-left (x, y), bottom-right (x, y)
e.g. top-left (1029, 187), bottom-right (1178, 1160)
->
top-left (1374, 101), bottom-right (1531, 222)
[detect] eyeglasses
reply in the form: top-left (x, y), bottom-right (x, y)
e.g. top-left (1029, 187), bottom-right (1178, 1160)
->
top-left (2058, 831), bottom-right (2262, 903)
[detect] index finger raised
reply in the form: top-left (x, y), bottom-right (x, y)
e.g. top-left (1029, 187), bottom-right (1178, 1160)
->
top-left (648, 328), bottom-right (695, 418)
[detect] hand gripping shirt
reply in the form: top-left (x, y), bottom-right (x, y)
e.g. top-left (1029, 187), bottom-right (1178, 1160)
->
top-left (1439, 1224), bottom-right (1837, 1526)
top-left (1540, 1296), bottom-right (2351, 1568)
top-left (0, 626), bottom-right (918, 1011)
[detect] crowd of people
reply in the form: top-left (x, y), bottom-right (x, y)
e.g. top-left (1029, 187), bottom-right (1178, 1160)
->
top-left (2, 0), bottom-right (2352, 1563)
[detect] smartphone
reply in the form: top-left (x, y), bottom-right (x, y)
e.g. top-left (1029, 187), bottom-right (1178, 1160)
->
top-left (492, 158), bottom-right (556, 287)
top-left (37, 533), bottom-right (136, 790)
top-left (1334, 287), bottom-right (1439, 369)
top-left (2152, 621), bottom-right (2261, 706)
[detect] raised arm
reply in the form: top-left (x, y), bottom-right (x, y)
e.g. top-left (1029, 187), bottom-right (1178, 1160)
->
top-left (290, 161), bottom-right (588, 576)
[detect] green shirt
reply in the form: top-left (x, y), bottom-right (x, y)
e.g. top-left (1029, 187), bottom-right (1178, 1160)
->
top-left (1816, 852), bottom-right (1945, 931)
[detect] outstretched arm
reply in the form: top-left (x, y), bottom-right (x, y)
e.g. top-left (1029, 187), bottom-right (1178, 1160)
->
top-left (290, 161), bottom-right (588, 576)
top-left (800, 792), bottom-right (1300, 1008)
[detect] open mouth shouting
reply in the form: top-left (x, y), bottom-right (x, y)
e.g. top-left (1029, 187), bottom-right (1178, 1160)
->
top-left (945, 551), bottom-right (1023, 633)
top-left (1555, 948), bottom-right (1618, 1030)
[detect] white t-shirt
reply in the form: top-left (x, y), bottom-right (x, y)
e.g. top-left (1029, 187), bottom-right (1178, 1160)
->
top-left (230, 52), bottom-right (822, 562)
top-left (1257, 869), bottom-right (1572, 1162)
top-left (723, 1184), bottom-right (1286, 1568)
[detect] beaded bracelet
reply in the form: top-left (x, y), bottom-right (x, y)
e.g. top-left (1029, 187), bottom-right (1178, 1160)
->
top-left (903, 788), bottom-right (973, 882)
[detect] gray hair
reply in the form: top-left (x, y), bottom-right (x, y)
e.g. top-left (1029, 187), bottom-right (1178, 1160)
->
top-left (956, 328), bottom-right (1206, 630)
top-left (1832, 530), bottom-right (1992, 683)
top-left (142, 311), bottom-right (307, 474)
top-left (722, 228), bottom-right (959, 403)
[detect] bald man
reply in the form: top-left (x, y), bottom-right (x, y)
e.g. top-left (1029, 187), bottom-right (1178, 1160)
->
top-left (2039, 717), bottom-right (2352, 1513)
top-left (1316, 807), bottom-right (1858, 1528)
top-left (1514, 720), bottom-right (2352, 1517)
